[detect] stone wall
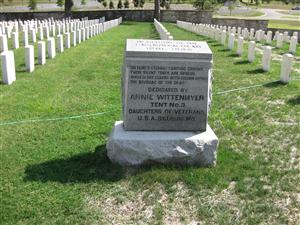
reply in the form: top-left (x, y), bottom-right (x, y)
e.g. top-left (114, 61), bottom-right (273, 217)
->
top-left (0, 10), bottom-right (213, 24)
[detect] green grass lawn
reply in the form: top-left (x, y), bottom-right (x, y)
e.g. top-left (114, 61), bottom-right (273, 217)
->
top-left (214, 10), bottom-right (265, 18)
top-left (0, 0), bottom-right (55, 6)
top-left (242, 0), bottom-right (298, 10)
top-left (1, 22), bottom-right (300, 224)
top-left (268, 20), bottom-right (300, 30)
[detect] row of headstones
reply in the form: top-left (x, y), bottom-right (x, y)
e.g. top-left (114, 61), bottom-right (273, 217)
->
top-left (0, 17), bottom-right (106, 52)
top-left (176, 20), bottom-right (294, 84)
top-left (176, 21), bottom-right (298, 55)
top-left (153, 19), bottom-right (173, 40)
top-left (1, 17), bottom-right (122, 85)
top-left (0, 16), bottom-right (105, 38)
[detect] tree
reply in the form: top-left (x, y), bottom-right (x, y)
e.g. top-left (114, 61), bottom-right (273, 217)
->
top-left (133, 0), bottom-right (139, 7)
top-left (165, 0), bottom-right (170, 9)
top-left (154, 0), bottom-right (160, 21)
top-left (81, 0), bottom-right (86, 5)
top-left (109, 0), bottom-right (114, 8)
top-left (228, 1), bottom-right (235, 15)
top-left (124, 0), bottom-right (130, 8)
top-left (160, 0), bottom-right (166, 7)
top-left (160, 0), bottom-right (170, 9)
top-left (103, 0), bottom-right (108, 7)
top-left (117, 0), bottom-right (123, 8)
top-left (28, 0), bottom-right (37, 10)
top-left (193, 0), bottom-right (217, 10)
top-left (65, 0), bottom-right (74, 15)
top-left (57, 0), bottom-right (64, 7)
top-left (140, 0), bottom-right (145, 7)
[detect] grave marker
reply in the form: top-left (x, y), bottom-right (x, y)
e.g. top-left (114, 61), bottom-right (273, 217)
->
top-left (38, 41), bottom-right (46, 65)
top-left (12, 32), bottom-right (19, 49)
top-left (262, 46), bottom-right (272, 71)
top-left (280, 54), bottom-right (293, 84)
top-left (107, 39), bottom-right (218, 166)
top-left (57, 35), bottom-right (64, 53)
top-left (237, 37), bottom-right (244, 56)
top-left (248, 41), bottom-right (256, 62)
top-left (65, 32), bottom-right (71, 49)
top-left (47, 38), bottom-right (56, 59)
top-left (228, 33), bottom-right (235, 50)
top-left (1, 50), bottom-right (16, 85)
top-left (122, 39), bottom-right (212, 131)
top-left (25, 45), bottom-right (34, 72)
top-left (0, 34), bottom-right (8, 52)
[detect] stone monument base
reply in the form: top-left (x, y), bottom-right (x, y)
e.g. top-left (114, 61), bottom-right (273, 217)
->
top-left (106, 121), bottom-right (219, 167)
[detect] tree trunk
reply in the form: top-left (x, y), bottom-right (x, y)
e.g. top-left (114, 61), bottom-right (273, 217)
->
top-left (154, 0), bottom-right (160, 21)
top-left (65, 0), bottom-right (74, 16)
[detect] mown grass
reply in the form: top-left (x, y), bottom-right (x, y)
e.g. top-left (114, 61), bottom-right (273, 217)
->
top-left (242, 0), bottom-right (298, 10)
top-left (0, 0), bottom-right (54, 6)
top-left (268, 20), bottom-right (300, 30)
top-left (214, 10), bottom-right (265, 17)
top-left (1, 22), bottom-right (300, 224)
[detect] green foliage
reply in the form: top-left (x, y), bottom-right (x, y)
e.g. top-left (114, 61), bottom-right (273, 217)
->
top-left (140, 0), bottom-right (145, 7)
top-left (133, 0), bottom-right (139, 7)
top-left (193, 0), bottom-right (217, 10)
top-left (102, 0), bottom-right (108, 7)
top-left (160, 0), bottom-right (171, 9)
top-left (165, 1), bottom-right (170, 9)
top-left (132, 0), bottom-right (145, 7)
top-left (160, 0), bottom-right (167, 7)
top-left (81, 0), bottom-right (86, 5)
top-left (117, 0), bottom-right (123, 8)
top-left (28, 0), bottom-right (37, 10)
top-left (57, 0), bottom-right (64, 7)
top-left (109, 0), bottom-right (114, 8)
top-left (124, 0), bottom-right (130, 8)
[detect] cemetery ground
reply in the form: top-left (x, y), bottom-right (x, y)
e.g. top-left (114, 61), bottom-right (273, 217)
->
top-left (1, 22), bottom-right (300, 224)
top-left (268, 20), bottom-right (300, 30)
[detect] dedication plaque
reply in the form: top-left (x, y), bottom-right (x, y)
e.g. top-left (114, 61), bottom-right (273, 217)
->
top-left (122, 39), bottom-right (212, 131)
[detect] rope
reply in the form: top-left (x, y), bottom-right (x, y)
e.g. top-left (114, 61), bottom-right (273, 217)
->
top-left (1, 79), bottom-right (298, 127)
top-left (216, 80), bottom-right (281, 95)
top-left (0, 110), bottom-right (119, 126)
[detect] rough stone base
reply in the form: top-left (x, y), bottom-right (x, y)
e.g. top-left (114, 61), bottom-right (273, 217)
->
top-left (106, 121), bottom-right (219, 167)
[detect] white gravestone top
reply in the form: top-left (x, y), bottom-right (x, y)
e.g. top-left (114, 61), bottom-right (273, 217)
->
top-left (125, 39), bottom-right (212, 59)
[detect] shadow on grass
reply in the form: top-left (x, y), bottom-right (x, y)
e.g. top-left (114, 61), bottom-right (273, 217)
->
top-left (211, 43), bottom-right (222, 47)
top-left (228, 53), bottom-right (239, 57)
top-left (150, 24), bottom-right (160, 40)
top-left (234, 60), bottom-right (249, 65)
top-left (16, 63), bottom-right (26, 73)
top-left (24, 142), bottom-right (273, 196)
top-left (287, 96), bottom-right (300, 105)
top-left (247, 68), bottom-right (266, 74)
top-left (119, 21), bottom-right (135, 26)
top-left (263, 80), bottom-right (284, 88)
top-left (24, 145), bottom-right (125, 183)
top-left (218, 48), bottom-right (230, 52)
